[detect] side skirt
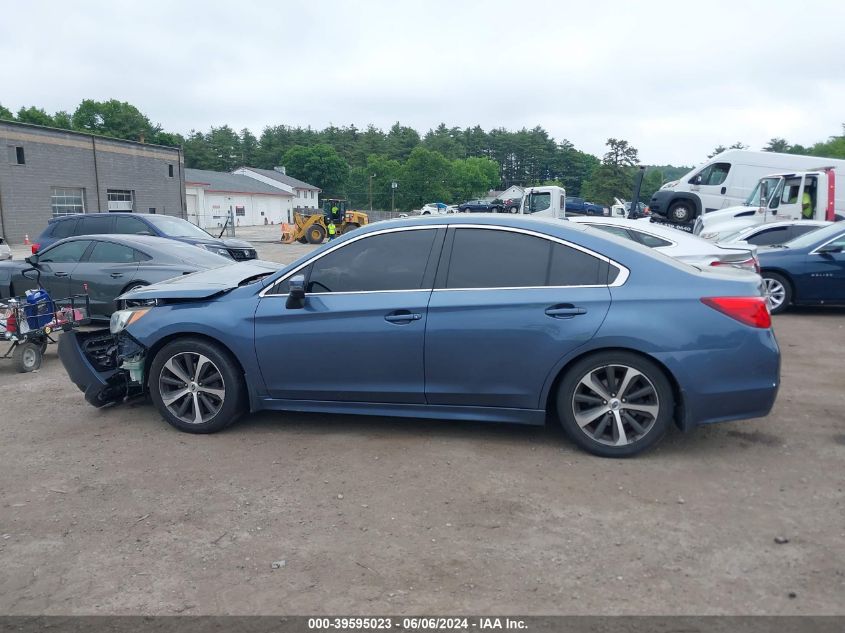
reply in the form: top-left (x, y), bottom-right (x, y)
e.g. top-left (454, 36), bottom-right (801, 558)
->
top-left (256, 398), bottom-right (547, 426)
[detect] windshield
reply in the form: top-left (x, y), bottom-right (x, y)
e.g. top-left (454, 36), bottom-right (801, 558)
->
top-left (782, 223), bottom-right (843, 249)
top-left (526, 192), bottom-right (551, 214)
top-left (145, 215), bottom-right (214, 239)
top-left (745, 177), bottom-right (781, 206)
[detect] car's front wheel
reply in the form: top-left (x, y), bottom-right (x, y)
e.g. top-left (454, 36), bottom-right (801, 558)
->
top-left (556, 352), bottom-right (674, 457)
top-left (149, 338), bottom-right (245, 433)
top-left (762, 272), bottom-right (791, 314)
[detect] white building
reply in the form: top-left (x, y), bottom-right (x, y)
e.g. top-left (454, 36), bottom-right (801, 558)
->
top-left (234, 166), bottom-right (321, 213)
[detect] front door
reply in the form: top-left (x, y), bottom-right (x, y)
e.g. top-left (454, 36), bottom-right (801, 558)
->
top-left (767, 176), bottom-right (805, 221)
top-left (425, 227), bottom-right (612, 409)
top-left (254, 227), bottom-right (443, 403)
top-left (690, 161), bottom-right (731, 212)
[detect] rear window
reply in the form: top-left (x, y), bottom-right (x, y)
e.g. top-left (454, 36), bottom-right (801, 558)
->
top-left (50, 218), bottom-right (79, 239)
top-left (79, 215), bottom-right (113, 235)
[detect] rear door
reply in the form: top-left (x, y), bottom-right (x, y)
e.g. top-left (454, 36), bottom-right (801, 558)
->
top-left (424, 226), bottom-right (613, 409)
top-left (76, 214), bottom-right (115, 237)
top-left (69, 240), bottom-right (141, 317)
top-left (24, 240), bottom-right (93, 298)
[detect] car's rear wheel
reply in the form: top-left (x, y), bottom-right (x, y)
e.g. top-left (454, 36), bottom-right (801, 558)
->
top-left (762, 272), bottom-right (791, 314)
top-left (149, 338), bottom-right (245, 433)
top-left (556, 352), bottom-right (673, 457)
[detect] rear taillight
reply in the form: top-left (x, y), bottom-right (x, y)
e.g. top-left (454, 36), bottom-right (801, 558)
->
top-left (5, 311), bottom-right (16, 334)
top-left (702, 296), bottom-right (771, 328)
top-left (710, 257), bottom-right (759, 273)
top-left (31, 243), bottom-right (40, 254)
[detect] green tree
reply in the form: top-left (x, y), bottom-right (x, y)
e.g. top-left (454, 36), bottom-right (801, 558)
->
top-left (204, 126), bottom-right (242, 171)
top-left (603, 138), bottom-right (639, 166)
top-left (763, 138), bottom-right (791, 153)
top-left (0, 104), bottom-right (13, 121)
top-left (239, 128), bottom-right (258, 166)
top-left (183, 130), bottom-right (215, 168)
top-left (386, 123), bottom-right (421, 162)
top-left (447, 156), bottom-right (500, 202)
top-left (396, 147), bottom-right (450, 210)
top-left (71, 99), bottom-right (159, 141)
top-left (16, 106), bottom-right (54, 127)
top-left (639, 168), bottom-right (665, 204)
top-left (581, 138), bottom-right (641, 205)
top-left (283, 144), bottom-right (349, 196)
top-left (707, 141), bottom-right (747, 158)
top-left (422, 123), bottom-right (466, 160)
top-left (807, 124), bottom-right (845, 159)
top-left (52, 111), bottom-right (73, 129)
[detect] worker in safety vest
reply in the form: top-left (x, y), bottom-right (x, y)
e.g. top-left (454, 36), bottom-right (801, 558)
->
top-left (327, 221), bottom-right (337, 240)
top-left (801, 190), bottom-right (813, 219)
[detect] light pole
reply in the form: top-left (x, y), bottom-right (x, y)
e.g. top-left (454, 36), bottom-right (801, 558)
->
top-left (368, 174), bottom-right (376, 212)
top-left (391, 181), bottom-right (398, 212)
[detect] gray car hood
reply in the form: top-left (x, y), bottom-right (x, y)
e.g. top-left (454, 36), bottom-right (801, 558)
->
top-left (118, 260), bottom-right (279, 301)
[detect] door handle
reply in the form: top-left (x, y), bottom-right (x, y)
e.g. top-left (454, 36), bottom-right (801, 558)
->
top-left (720, 186), bottom-right (727, 194)
top-left (384, 310), bottom-right (422, 324)
top-left (545, 304), bottom-right (587, 318)
top-left (54, 271), bottom-right (68, 277)
top-left (110, 272), bottom-right (123, 278)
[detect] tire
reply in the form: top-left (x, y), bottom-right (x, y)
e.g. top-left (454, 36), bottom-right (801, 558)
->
top-left (149, 338), bottom-right (245, 434)
top-left (296, 237), bottom-right (308, 244)
top-left (556, 351), bottom-right (674, 457)
top-left (762, 272), bottom-right (791, 314)
top-left (667, 201), bottom-right (693, 224)
top-left (508, 206), bottom-right (518, 214)
top-left (342, 223), bottom-right (360, 234)
top-left (306, 224), bottom-right (327, 245)
top-left (13, 341), bottom-right (42, 373)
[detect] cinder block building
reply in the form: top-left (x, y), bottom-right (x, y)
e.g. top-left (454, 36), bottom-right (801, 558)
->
top-left (0, 120), bottom-right (185, 243)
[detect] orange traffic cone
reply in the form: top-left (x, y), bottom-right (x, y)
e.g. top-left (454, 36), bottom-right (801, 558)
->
top-left (23, 234), bottom-right (30, 245)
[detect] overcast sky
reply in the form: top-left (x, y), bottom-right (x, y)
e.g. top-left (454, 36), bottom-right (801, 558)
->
top-left (2, 0), bottom-right (844, 165)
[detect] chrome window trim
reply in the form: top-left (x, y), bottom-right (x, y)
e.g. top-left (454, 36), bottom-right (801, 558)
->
top-left (809, 231), bottom-right (845, 255)
top-left (259, 222), bottom-right (630, 297)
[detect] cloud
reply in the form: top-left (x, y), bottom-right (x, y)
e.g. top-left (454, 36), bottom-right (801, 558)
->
top-left (1, 0), bottom-right (844, 165)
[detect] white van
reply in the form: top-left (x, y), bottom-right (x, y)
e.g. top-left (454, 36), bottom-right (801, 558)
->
top-left (649, 150), bottom-right (845, 224)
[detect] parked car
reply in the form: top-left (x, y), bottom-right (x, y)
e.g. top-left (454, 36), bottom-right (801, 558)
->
top-left (59, 214), bottom-right (779, 458)
top-left (33, 213), bottom-right (258, 261)
top-left (717, 220), bottom-right (831, 248)
top-left (757, 222), bottom-right (845, 314)
top-left (503, 197), bottom-right (522, 213)
top-left (567, 216), bottom-right (759, 271)
top-left (458, 199), bottom-right (501, 213)
top-left (610, 198), bottom-right (650, 219)
top-left (0, 236), bottom-right (11, 261)
top-left (566, 197), bottom-right (606, 216)
top-left (418, 202), bottom-right (450, 215)
top-left (0, 235), bottom-right (232, 319)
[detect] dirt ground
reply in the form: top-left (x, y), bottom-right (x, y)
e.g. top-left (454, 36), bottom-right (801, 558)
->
top-left (1, 229), bottom-right (844, 615)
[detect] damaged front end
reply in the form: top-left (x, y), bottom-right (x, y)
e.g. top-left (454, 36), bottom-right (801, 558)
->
top-left (58, 329), bottom-right (147, 407)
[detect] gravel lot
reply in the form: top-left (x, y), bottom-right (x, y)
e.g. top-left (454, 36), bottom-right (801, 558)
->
top-left (1, 226), bottom-right (844, 615)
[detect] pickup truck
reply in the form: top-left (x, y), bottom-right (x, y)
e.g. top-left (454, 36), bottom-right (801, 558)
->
top-left (565, 197), bottom-right (606, 216)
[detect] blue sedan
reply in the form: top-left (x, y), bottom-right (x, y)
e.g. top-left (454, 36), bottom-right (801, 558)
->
top-left (57, 215), bottom-right (780, 457)
top-left (758, 223), bottom-right (845, 314)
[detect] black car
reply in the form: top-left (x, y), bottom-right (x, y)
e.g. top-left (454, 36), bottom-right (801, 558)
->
top-left (33, 213), bottom-right (258, 261)
top-left (0, 234), bottom-right (233, 318)
top-left (458, 199), bottom-right (502, 213)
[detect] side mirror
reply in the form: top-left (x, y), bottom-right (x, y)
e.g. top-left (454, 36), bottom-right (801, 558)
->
top-left (692, 175), bottom-right (702, 185)
top-left (25, 254), bottom-right (39, 266)
top-left (285, 274), bottom-right (306, 309)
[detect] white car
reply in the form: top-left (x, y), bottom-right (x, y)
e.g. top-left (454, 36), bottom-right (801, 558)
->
top-left (715, 220), bottom-right (830, 247)
top-left (0, 237), bottom-right (11, 261)
top-left (567, 216), bottom-right (759, 271)
top-left (417, 203), bottom-right (451, 215)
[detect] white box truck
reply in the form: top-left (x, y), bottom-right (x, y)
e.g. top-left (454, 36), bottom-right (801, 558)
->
top-left (649, 149), bottom-right (845, 224)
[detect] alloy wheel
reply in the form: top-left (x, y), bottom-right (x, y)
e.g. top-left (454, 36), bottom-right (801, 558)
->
top-left (763, 278), bottom-right (786, 312)
top-left (159, 352), bottom-right (226, 425)
top-left (571, 364), bottom-right (660, 446)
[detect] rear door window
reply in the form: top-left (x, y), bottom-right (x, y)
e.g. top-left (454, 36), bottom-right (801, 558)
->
top-left (40, 240), bottom-right (92, 263)
top-left (446, 228), bottom-right (606, 288)
top-left (78, 215), bottom-right (114, 235)
top-left (115, 217), bottom-right (154, 235)
top-left (746, 226), bottom-right (791, 245)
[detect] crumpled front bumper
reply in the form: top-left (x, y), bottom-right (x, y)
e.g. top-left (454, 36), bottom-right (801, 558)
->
top-left (58, 329), bottom-right (145, 407)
